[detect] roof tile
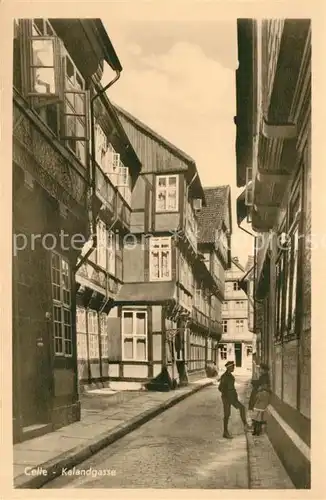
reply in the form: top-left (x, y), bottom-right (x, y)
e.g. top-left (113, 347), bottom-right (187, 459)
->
top-left (197, 186), bottom-right (230, 244)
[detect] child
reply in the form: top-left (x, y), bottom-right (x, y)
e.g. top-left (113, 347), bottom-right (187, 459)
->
top-left (252, 382), bottom-right (271, 436)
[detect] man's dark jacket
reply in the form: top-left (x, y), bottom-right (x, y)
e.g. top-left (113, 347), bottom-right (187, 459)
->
top-left (218, 371), bottom-right (237, 399)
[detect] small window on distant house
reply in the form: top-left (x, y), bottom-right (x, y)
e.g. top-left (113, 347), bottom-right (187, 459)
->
top-left (222, 320), bottom-right (228, 333)
top-left (156, 175), bottom-right (179, 212)
top-left (219, 344), bottom-right (228, 360)
top-left (236, 320), bottom-right (244, 332)
top-left (233, 282), bottom-right (240, 291)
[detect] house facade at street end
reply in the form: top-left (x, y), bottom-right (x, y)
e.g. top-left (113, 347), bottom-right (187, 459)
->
top-left (240, 255), bottom-right (256, 375)
top-left (12, 18), bottom-right (130, 443)
top-left (220, 257), bottom-right (253, 374)
top-left (235, 19), bottom-right (311, 487)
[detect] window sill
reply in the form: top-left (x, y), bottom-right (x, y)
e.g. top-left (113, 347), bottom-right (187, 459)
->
top-left (149, 277), bottom-right (172, 282)
top-left (155, 209), bottom-right (179, 214)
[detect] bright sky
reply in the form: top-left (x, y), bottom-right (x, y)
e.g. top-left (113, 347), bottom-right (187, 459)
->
top-left (102, 16), bottom-right (253, 268)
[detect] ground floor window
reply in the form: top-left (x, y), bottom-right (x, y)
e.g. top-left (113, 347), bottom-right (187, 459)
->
top-left (122, 309), bottom-right (148, 361)
top-left (76, 307), bottom-right (88, 358)
top-left (51, 252), bottom-right (72, 357)
top-left (219, 343), bottom-right (228, 360)
top-left (246, 345), bottom-right (253, 356)
top-left (100, 312), bottom-right (109, 358)
top-left (88, 309), bottom-right (99, 358)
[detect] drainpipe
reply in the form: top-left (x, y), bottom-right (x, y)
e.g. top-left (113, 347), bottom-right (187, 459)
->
top-left (75, 70), bottom-right (121, 272)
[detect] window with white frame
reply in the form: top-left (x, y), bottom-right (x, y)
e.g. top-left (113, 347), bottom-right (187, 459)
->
top-left (94, 123), bottom-right (108, 167)
top-left (51, 252), bottom-right (72, 356)
top-left (100, 312), bottom-right (109, 359)
top-left (236, 320), bottom-right (244, 333)
top-left (18, 19), bottom-right (90, 165)
top-left (122, 310), bottom-right (147, 361)
top-left (222, 320), bottom-right (228, 333)
top-left (88, 310), bottom-right (99, 358)
top-left (149, 237), bottom-right (172, 281)
top-left (76, 306), bottom-right (87, 359)
top-left (156, 175), bottom-right (179, 212)
top-left (219, 344), bottom-right (228, 360)
top-left (236, 300), bottom-right (245, 309)
top-left (108, 231), bottom-right (116, 276)
top-left (97, 220), bottom-right (107, 269)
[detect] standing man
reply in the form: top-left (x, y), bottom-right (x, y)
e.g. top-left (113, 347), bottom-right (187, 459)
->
top-left (218, 360), bottom-right (248, 439)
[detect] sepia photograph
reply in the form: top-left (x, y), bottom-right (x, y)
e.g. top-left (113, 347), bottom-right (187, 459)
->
top-left (9, 8), bottom-right (312, 492)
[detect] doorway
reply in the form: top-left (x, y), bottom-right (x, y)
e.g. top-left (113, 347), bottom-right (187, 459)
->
top-left (235, 343), bottom-right (242, 367)
top-left (15, 244), bottom-right (52, 429)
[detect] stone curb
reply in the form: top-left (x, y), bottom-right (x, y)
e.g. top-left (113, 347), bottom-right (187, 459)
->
top-left (14, 380), bottom-right (213, 489)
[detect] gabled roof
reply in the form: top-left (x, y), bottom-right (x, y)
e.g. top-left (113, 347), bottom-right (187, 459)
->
top-left (114, 104), bottom-right (195, 165)
top-left (197, 185), bottom-right (231, 244)
top-left (113, 104), bottom-right (206, 203)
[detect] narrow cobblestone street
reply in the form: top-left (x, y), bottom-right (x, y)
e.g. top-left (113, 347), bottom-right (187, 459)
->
top-left (44, 382), bottom-right (249, 489)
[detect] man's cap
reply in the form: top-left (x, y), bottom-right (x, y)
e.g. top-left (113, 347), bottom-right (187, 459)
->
top-left (225, 361), bottom-right (235, 368)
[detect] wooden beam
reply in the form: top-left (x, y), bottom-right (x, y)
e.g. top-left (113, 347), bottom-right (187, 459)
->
top-left (262, 120), bottom-right (297, 139)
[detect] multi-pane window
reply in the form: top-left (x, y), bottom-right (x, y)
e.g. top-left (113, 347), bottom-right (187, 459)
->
top-left (100, 312), bottom-right (109, 359)
top-left (122, 310), bottom-right (147, 361)
top-left (233, 282), bottom-right (241, 291)
top-left (149, 237), bottom-right (172, 281)
top-left (156, 175), bottom-right (179, 212)
top-left (97, 220), bottom-right (107, 269)
top-left (76, 307), bottom-right (87, 359)
top-left (246, 345), bottom-right (253, 356)
top-left (64, 54), bottom-right (88, 164)
top-left (51, 252), bottom-right (72, 356)
top-left (236, 320), bottom-right (244, 333)
top-left (275, 252), bottom-right (285, 342)
top-left (236, 301), bottom-right (246, 309)
top-left (285, 225), bottom-right (300, 336)
top-left (108, 232), bottom-right (116, 276)
top-left (219, 344), bottom-right (228, 360)
top-left (88, 310), bottom-right (99, 358)
top-left (17, 19), bottom-right (89, 165)
top-left (222, 320), bottom-right (228, 333)
top-left (282, 181), bottom-right (302, 340)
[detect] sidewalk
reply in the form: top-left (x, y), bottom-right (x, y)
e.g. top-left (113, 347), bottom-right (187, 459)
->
top-left (13, 377), bottom-right (213, 489)
top-left (243, 381), bottom-right (295, 489)
top-left (13, 376), bottom-right (295, 490)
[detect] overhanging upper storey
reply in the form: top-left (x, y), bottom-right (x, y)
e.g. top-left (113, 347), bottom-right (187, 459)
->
top-left (235, 19), bottom-right (311, 233)
top-left (235, 18), bottom-right (258, 189)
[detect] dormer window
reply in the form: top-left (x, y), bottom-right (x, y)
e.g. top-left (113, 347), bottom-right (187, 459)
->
top-left (17, 19), bottom-right (90, 165)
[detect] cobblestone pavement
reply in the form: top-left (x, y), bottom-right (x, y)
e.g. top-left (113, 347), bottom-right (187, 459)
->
top-left (43, 383), bottom-right (249, 489)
